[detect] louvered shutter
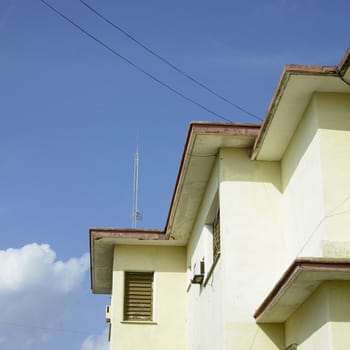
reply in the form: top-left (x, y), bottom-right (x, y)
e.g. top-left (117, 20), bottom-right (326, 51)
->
top-left (124, 272), bottom-right (154, 321)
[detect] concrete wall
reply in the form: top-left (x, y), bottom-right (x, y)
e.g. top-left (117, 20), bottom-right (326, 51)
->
top-left (186, 158), bottom-right (225, 350)
top-left (110, 245), bottom-right (187, 350)
top-left (281, 92), bottom-right (350, 260)
top-left (285, 281), bottom-right (350, 350)
top-left (285, 283), bottom-right (332, 349)
top-left (328, 281), bottom-right (350, 349)
top-left (316, 93), bottom-right (350, 248)
top-left (186, 99), bottom-right (350, 347)
top-left (281, 96), bottom-right (326, 260)
top-left (220, 148), bottom-right (285, 349)
top-left (107, 92), bottom-right (350, 350)
top-left (274, 92), bottom-right (350, 349)
top-left (186, 150), bottom-right (285, 350)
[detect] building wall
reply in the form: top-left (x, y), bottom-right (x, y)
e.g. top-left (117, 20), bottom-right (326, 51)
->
top-left (186, 158), bottom-right (225, 350)
top-left (110, 245), bottom-right (187, 350)
top-left (316, 93), bottom-right (350, 249)
top-left (271, 92), bottom-right (350, 350)
top-left (285, 282), bottom-right (332, 349)
top-left (187, 149), bottom-right (285, 350)
top-left (328, 281), bottom-right (350, 349)
top-left (281, 95), bottom-right (326, 260)
top-left (107, 92), bottom-right (350, 349)
top-left (285, 281), bottom-right (350, 350)
top-left (220, 148), bottom-right (285, 349)
top-left (281, 92), bottom-right (350, 260)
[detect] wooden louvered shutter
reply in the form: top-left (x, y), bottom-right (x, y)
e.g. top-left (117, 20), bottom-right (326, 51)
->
top-left (124, 271), bottom-right (154, 321)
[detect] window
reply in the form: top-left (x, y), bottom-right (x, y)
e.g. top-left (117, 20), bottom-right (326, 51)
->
top-left (124, 271), bottom-right (154, 321)
top-left (213, 209), bottom-right (220, 261)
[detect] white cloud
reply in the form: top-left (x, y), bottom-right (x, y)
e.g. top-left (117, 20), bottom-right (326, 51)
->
top-left (81, 328), bottom-right (109, 350)
top-left (0, 243), bottom-right (89, 349)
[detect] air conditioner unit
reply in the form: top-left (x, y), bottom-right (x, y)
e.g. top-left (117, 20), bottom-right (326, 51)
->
top-left (105, 305), bottom-right (111, 323)
top-left (191, 259), bottom-right (205, 284)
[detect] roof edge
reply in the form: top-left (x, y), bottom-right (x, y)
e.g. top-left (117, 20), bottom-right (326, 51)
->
top-left (90, 228), bottom-right (167, 292)
top-left (164, 122), bottom-right (260, 238)
top-left (91, 123), bottom-right (260, 243)
top-left (338, 46), bottom-right (350, 75)
top-left (254, 257), bottom-right (350, 321)
top-left (90, 228), bottom-right (166, 240)
top-left (251, 47), bottom-right (350, 160)
top-left (251, 64), bottom-right (338, 160)
top-left (89, 122), bottom-right (260, 292)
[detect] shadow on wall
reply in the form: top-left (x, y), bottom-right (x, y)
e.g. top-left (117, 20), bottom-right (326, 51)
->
top-left (264, 281), bottom-right (350, 349)
top-left (258, 323), bottom-right (285, 350)
top-left (115, 245), bottom-right (187, 273)
top-left (220, 148), bottom-right (282, 192)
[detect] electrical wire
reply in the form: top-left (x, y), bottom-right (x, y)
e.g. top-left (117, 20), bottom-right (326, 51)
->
top-left (295, 193), bottom-right (350, 257)
top-left (38, 0), bottom-right (233, 123)
top-left (79, 0), bottom-right (262, 122)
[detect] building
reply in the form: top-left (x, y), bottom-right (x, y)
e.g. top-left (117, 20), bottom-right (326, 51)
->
top-left (90, 48), bottom-right (350, 350)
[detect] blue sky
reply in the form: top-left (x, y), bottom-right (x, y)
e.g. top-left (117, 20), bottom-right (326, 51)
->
top-left (0, 0), bottom-right (349, 348)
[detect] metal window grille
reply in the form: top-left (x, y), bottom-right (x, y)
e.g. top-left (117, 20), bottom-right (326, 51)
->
top-left (124, 271), bottom-right (154, 321)
top-left (213, 210), bottom-right (220, 261)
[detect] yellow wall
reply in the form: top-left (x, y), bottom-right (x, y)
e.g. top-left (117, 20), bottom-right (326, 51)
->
top-left (281, 92), bottom-right (350, 259)
top-left (277, 92), bottom-right (350, 350)
top-left (285, 283), bottom-right (332, 349)
top-left (110, 245), bottom-right (187, 350)
top-left (328, 281), bottom-right (350, 349)
top-left (285, 281), bottom-right (350, 350)
top-left (316, 93), bottom-right (350, 244)
top-left (187, 149), bottom-right (285, 350)
top-left (186, 158), bottom-right (225, 350)
top-left (107, 93), bottom-right (350, 350)
top-left (220, 148), bottom-right (285, 349)
top-left (281, 96), bottom-right (326, 259)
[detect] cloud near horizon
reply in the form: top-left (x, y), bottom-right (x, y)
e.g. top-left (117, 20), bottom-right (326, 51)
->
top-left (0, 243), bottom-right (90, 349)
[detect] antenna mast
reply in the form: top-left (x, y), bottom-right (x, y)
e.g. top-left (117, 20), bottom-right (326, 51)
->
top-left (132, 131), bottom-right (141, 228)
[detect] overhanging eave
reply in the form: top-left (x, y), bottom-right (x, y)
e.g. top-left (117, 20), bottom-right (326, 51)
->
top-left (254, 258), bottom-right (350, 323)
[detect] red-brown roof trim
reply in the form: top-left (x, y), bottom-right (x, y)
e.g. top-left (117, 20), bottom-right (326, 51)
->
top-left (252, 47), bottom-right (350, 159)
top-left (90, 228), bottom-right (166, 240)
top-left (251, 64), bottom-right (338, 159)
top-left (254, 257), bottom-right (350, 320)
top-left (89, 228), bottom-right (168, 293)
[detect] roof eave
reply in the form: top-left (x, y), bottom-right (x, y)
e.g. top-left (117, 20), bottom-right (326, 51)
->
top-left (164, 122), bottom-right (260, 241)
top-left (254, 257), bottom-right (350, 323)
top-left (89, 122), bottom-right (261, 293)
top-left (250, 65), bottom-right (338, 160)
top-left (338, 46), bottom-right (350, 76)
top-left (90, 228), bottom-right (167, 293)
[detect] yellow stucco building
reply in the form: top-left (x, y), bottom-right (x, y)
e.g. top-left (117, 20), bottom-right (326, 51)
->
top-left (90, 48), bottom-right (350, 349)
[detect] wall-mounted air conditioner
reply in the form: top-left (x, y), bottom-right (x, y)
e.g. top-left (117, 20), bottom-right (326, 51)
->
top-left (105, 305), bottom-right (111, 323)
top-left (191, 259), bottom-right (205, 284)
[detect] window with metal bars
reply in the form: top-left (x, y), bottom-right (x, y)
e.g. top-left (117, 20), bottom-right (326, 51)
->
top-left (124, 271), bottom-right (154, 321)
top-left (213, 210), bottom-right (220, 261)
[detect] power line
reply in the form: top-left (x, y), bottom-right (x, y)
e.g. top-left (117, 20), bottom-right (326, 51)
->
top-left (38, 0), bottom-right (233, 123)
top-left (79, 0), bottom-right (262, 122)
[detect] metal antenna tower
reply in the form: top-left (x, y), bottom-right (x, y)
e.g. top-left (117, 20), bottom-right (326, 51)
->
top-left (132, 130), bottom-right (142, 228)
